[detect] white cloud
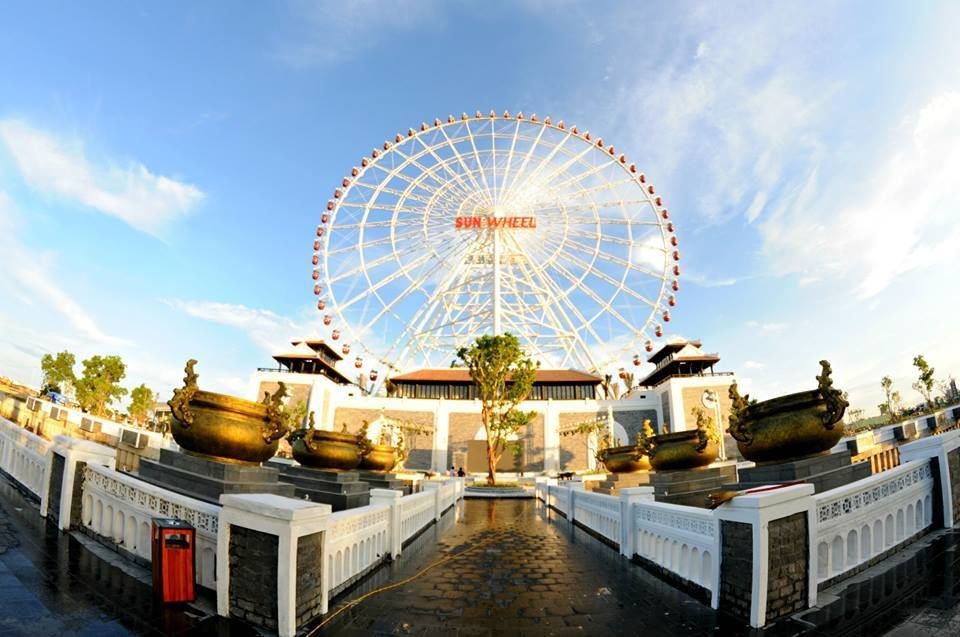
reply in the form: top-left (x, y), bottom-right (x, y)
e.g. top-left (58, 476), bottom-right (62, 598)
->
top-left (744, 360), bottom-right (765, 369)
top-left (760, 91), bottom-right (960, 298)
top-left (0, 119), bottom-right (203, 236)
top-left (683, 271), bottom-right (738, 288)
top-left (745, 320), bottom-right (787, 333)
top-left (165, 299), bottom-right (301, 353)
top-left (276, 0), bottom-right (445, 67)
top-left (0, 190), bottom-right (128, 347)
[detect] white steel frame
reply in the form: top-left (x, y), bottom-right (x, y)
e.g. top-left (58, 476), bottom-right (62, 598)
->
top-left (313, 111), bottom-right (679, 375)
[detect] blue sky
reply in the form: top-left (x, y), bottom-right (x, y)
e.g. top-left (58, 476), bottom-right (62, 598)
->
top-left (1, 1), bottom-right (958, 414)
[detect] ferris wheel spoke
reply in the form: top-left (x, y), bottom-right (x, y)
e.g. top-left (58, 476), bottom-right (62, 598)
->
top-left (324, 227), bottom-right (423, 257)
top-left (385, 141), bottom-right (477, 202)
top-left (496, 119), bottom-right (523, 205)
top-left (559, 235), bottom-right (667, 284)
top-left (462, 119), bottom-right (495, 202)
top-left (436, 125), bottom-right (492, 206)
top-left (505, 134), bottom-right (594, 202)
top-left (547, 257), bottom-right (643, 335)
top-left (502, 127), bottom-right (578, 204)
top-left (551, 244), bottom-right (660, 313)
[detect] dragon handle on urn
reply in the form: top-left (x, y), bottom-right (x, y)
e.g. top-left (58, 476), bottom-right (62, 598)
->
top-left (816, 359), bottom-right (848, 430)
top-left (168, 359), bottom-right (199, 428)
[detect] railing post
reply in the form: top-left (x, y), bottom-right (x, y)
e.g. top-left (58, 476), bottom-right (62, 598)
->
top-left (619, 486), bottom-right (655, 558)
top-left (423, 481), bottom-right (442, 522)
top-left (900, 430), bottom-right (960, 527)
top-left (715, 484), bottom-right (815, 628)
top-left (369, 488), bottom-right (403, 558)
top-left (567, 482), bottom-right (584, 523)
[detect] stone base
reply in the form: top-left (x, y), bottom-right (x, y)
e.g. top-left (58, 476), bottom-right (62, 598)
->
top-left (273, 465), bottom-right (370, 511)
top-left (593, 471), bottom-right (651, 496)
top-left (650, 464), bottom-right (738, 508)
top-left (733, 450), bottom-right (872, 493)
top-left (137, 448), bottom-right (295, 504)
top-left (357, 471), bottom-right (413, 495)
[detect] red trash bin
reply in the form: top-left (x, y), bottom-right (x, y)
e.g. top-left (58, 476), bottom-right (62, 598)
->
top-left (151, 518), bottom-right (196, 603)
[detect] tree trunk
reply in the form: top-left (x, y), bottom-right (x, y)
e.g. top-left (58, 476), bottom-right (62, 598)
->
top-left (486, 436), bottom-right (498, 486)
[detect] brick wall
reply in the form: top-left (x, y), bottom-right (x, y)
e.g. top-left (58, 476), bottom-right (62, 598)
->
top-left (229, 526), bottom-right (279, 631)
top-left (719, 520), bottom-right (752, 622)
top-left (765, 512), bottom-right (809, 622)
top-left (296, 531), bottom-right (325, 626)
top-left (949, 448), bottom-right (960, 526)
top-left (559, 412), bottom-right (597, 471)
top-left (46, 453), bottom-right (65, 522)
top-left (70, 461), bottom-right (87, 528)
top-left (449, 412), bottom-right (544, 472)
top-left (615, 409), bottom-right (660, 441)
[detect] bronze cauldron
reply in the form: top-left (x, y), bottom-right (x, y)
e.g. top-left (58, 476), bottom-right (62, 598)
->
top-left (599, 445), bottom-right (651, 473)
top-left (647, 430), bottom-right (718, 471)
top-left (290, 428), bottom-right (362, 470)
top-left (728, 360), bottom-right (847, 463)
top-left (359, 443), bottom-right (398, 472)
top-left (168, 360), bottom-right (288, 464)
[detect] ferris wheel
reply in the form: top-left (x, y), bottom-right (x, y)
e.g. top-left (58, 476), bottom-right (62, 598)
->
top-left (311, 111), bottom-right (679, 377)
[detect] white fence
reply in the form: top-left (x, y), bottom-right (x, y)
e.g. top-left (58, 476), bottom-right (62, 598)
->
top-left (539, 480), bottom-right (719, 604)
top-left (633, 500), bottom-right (718, 596)
top-left (399, 490), bottom-right (436, 543)
top-left (0, 417), bottom-right (52, 497)
top-left (813, 459), bottom-right (934, 583)
top-left (81, 464), bottom-right (221, 588)
top-left (325, 504), bottom-right (392, 594)
top-left (571, 489), bottom-right (621, 546)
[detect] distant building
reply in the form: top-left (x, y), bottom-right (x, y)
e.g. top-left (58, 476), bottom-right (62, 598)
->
top-left (252, 337), bottom-right (738, 474)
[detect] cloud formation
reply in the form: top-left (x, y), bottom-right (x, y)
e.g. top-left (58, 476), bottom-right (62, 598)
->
top-left (0, 119), bottom-right (203, 236)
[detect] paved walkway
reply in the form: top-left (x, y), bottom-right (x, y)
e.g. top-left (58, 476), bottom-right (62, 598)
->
top-left (0, 476), bottom-right (253, 636)
top-left (312, 499), bottom-right (960, 637)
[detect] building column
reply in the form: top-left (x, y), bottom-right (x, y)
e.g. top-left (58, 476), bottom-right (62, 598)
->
top-left (543, 400), bottom-right (560, 474)
top-left (431, 401), bottom-right (449, 473)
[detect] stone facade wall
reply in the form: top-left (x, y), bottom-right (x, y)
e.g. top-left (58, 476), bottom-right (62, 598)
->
top-left (615, 409), bottom-right (660, 441)
top-left (680, 384), bottom-right (733, 429)
top-left (765, 512), bottom-right (809, 622)
top-left (70, 461), bottom-right (87, 528)
top-left (558, 412), bottom-right (598, 471)
top-left (719, 520), bottom-right (752, 622)
top-left (47, 453), bottom-right (65, 522)
top-left (295, 531), bottom-right (325, 626)
top-left (949, 448), bottom-right (960, 526)
top-left (449, 412), bottom-right (544, 472)
top-left (661, 393), bottom-right (671, 430)
top-left (229, 526), bottom-right (279, 632)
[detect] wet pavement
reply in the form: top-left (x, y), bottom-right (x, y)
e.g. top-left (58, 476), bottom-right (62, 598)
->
top-left (0, 476), bottom-right (254, 636)
top-left (1, 471), bottom-right (958, 637)
top-left (311, 499), bottom-right (960, 637)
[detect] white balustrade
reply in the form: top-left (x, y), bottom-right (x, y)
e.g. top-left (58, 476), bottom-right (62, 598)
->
top-left (325, 504), bottom-right (392, 594)
top-left (633, 500), bottom-right (718, 596)
top-left (81, 464), bottom-right (220, 588)
top-left (571, 489), bottom-right (621, 545)
top-left (0, 416), bottom-right (52, 497)
top-left (399, 490), bottom-right (435, 542)
top-left (813, 459), bottom-right (934, 583)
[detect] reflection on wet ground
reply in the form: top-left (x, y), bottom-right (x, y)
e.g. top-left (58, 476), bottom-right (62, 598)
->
top-left (1, 474), bottom-right (958, 637)
top-left (312, 498), bottom-right (960, 637)
top-left (0, 478), bottom-right (252, 636)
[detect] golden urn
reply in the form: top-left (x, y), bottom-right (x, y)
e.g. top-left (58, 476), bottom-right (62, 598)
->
top-left (289, 426), bottom-right (363, 470)
top-left (646, 430), bottom-right (718, 471)
top-left (168, 360), bottom-right (289, 464)
top-left (727, 360), bottom-right (848, 463)
top-left (598, 445), bottom-right (651, 473)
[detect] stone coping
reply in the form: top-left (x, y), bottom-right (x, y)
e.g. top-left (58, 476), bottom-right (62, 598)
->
top-left (219, 493), bottom-right (332, 521)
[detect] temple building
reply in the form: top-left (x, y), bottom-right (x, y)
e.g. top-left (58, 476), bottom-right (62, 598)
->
top-left (252, 338), bottom-right (738, 474)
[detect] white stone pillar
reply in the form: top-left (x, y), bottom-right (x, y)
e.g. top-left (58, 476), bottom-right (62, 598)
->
top-left (41, 435), bottom-right (116, 529)
top-left (618, 486), bottom-right (655, 558)
top-left (369, 488), bottom-right (403, 558)
top-left (901, 430), bottom-right (960, 526)
top-left (422, 481), bottom-right (443, 522)
top-left (217, 494), bottom-right (332, 637)
top-left (543, 400), bottom-right (560, 474)
top-left (715, 484), bottom-right (816, 626)
top-left (431, 402), bottom-right (450, 473)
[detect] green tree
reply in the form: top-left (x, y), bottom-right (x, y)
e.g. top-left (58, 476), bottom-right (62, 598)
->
top-left (40, 350), bottom-right (76, 394)
top-left (75, 355), bottom-right (128, 417)
top-left (880, 375), bottom-right (894, 417)
top-left (912, 355), bottom-right (935, 412)
top-left (128, 384), bottom-right (154, 426)
top-left (456, 333), bottom-right (538, 485)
